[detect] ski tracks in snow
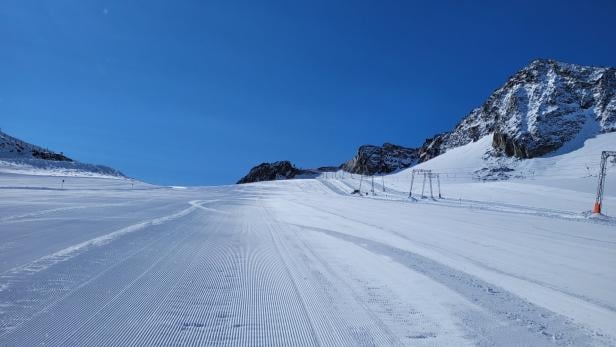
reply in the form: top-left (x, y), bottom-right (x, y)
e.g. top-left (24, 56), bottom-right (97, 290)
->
top-left (2, 184), bottom-right (615, 346)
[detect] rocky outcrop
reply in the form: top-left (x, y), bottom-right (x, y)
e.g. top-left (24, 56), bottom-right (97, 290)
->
top-left (342, 143), bottom-right (418, 175)
top-left (418, 59), bottom-right (616, 160)
top-left (237, 161), bottom-right (309, 184)
top-left (31, 149), bottom-right (72, 162)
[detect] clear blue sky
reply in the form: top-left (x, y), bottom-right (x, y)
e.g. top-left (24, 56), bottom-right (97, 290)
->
top-left (1, 1), bottom-right (615, 185)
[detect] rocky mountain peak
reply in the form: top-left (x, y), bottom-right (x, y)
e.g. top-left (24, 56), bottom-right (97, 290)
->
top-left (237, 161), bottom-right (306, 184)
top-left (341, 143), bottom-right (418, 175)
top-left (420, 59), bottom-right (616, 160)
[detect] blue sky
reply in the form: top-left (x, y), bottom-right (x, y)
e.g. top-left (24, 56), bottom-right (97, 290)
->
top-left (1, 1), bottom-right (615, 185)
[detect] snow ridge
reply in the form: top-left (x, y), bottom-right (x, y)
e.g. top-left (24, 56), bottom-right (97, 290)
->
top-left (0, 129), bottom-right (124, 177)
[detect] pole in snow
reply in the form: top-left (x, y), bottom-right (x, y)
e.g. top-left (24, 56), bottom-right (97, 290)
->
top-left (421, 172), bottom-right (427, 198)
top-left (371, 175), bottom-right (375, 195)
top-left (409, 171), bottom-right (415, 198)
top-left (382, 175), bottom-right (385, 192)
top-left (61, 179), bottom-right (64, 190)
top-left (594, 150), bottom-right (616, 214)
top-left (428, 173), bottom-right (434, 199)
top-left (437, 173), bottom-right (442, 198)
top-left (359, 174), bottom-right (364, 193)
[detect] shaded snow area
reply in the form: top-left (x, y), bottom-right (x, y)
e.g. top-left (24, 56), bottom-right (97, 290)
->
top-left (1, 136), bottom-right (616, 346)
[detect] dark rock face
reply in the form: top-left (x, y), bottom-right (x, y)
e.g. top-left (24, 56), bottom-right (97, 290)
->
top-left (491, 131), bottom-right (562, 159)
top-left (237, 161), bottom-right (305, 184)
top-left (31, 149), bottom-right (72, 162)
top-left (417, 134), bottom-right (448, 162)
top-left (418, 59), bottom-right (616, 160)
top-left (342, 143), bottom-right (418, 175)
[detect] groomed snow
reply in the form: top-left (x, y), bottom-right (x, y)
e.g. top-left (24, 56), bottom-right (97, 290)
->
top-left (0, 133), bottom-right (615, 346)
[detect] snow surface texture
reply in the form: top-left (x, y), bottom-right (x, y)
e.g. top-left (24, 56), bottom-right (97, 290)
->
top-left (0, 133), bottom-right (615, 346)
top-left (0, 130), bottom-right (124, 178)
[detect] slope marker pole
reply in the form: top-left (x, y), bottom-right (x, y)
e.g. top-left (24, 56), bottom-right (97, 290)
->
top-left (409, 171), bottom-right (415, 198)
top-left (359, 174), bottom-right (364, 194)
top-left (428, 173), bottom-right (434, 199)
top-left (371, 175), bottom-right (375, 195)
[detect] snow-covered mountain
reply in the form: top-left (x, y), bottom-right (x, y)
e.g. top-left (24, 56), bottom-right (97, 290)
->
top-left (0, 129), bottom-right (124, 177)
top-left (239, 59), bottom-right (615, 183)
top-left (420, 59), bottom-right (615, 161)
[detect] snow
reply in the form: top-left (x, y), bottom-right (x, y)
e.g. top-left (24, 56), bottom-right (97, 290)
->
top-left (1, 133), bottom-right (615, 346)
top-left (0, 130), bottom-right (124, 178)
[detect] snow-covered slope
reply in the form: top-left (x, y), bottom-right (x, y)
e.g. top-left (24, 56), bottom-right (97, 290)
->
top-left (402, 131), bottom-right (616, 182)
top-left (0, 130), bottom-right (124, 178)
top-left (328, 132), bottom-right (616, 217)
top-left (1, 160), bottom-right (615, 345)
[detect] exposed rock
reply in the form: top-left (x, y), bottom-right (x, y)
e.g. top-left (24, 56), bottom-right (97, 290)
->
top-left (342, 143), bottom-right (419, 175)
top-left (31, 149), bottom-right (72, 162)
top-left (237, 161), bottom-right (308, 184)
top-left (418, 59), bottom-right (616, 160)
top-left (417, 134), bottom-right (448, 162)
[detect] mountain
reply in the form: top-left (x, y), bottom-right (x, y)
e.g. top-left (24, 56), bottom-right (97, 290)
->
top-left (238, 59), bottom-right (615, 183)
top-left (237, 161), bottom-right (315, 184)
top-left (341, 143), bottom-right (419, 175)
top-left (0, 129), bottom-right (124, 177)
top-left (419, 59), bottom-right (615, 161)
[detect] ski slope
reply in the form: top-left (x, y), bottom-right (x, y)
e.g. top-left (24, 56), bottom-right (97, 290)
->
top-left (1, 136), bottom-right (616, 346)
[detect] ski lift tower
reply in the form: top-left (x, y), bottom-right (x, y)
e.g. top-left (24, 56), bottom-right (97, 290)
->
top-left (593, 151), bottom-right (616, 214)
top-left (409, 169), bottom-right (432, 199)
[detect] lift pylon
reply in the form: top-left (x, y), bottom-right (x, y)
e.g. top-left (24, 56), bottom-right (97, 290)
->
top-left (594, 151), bottom-right (616, 214)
